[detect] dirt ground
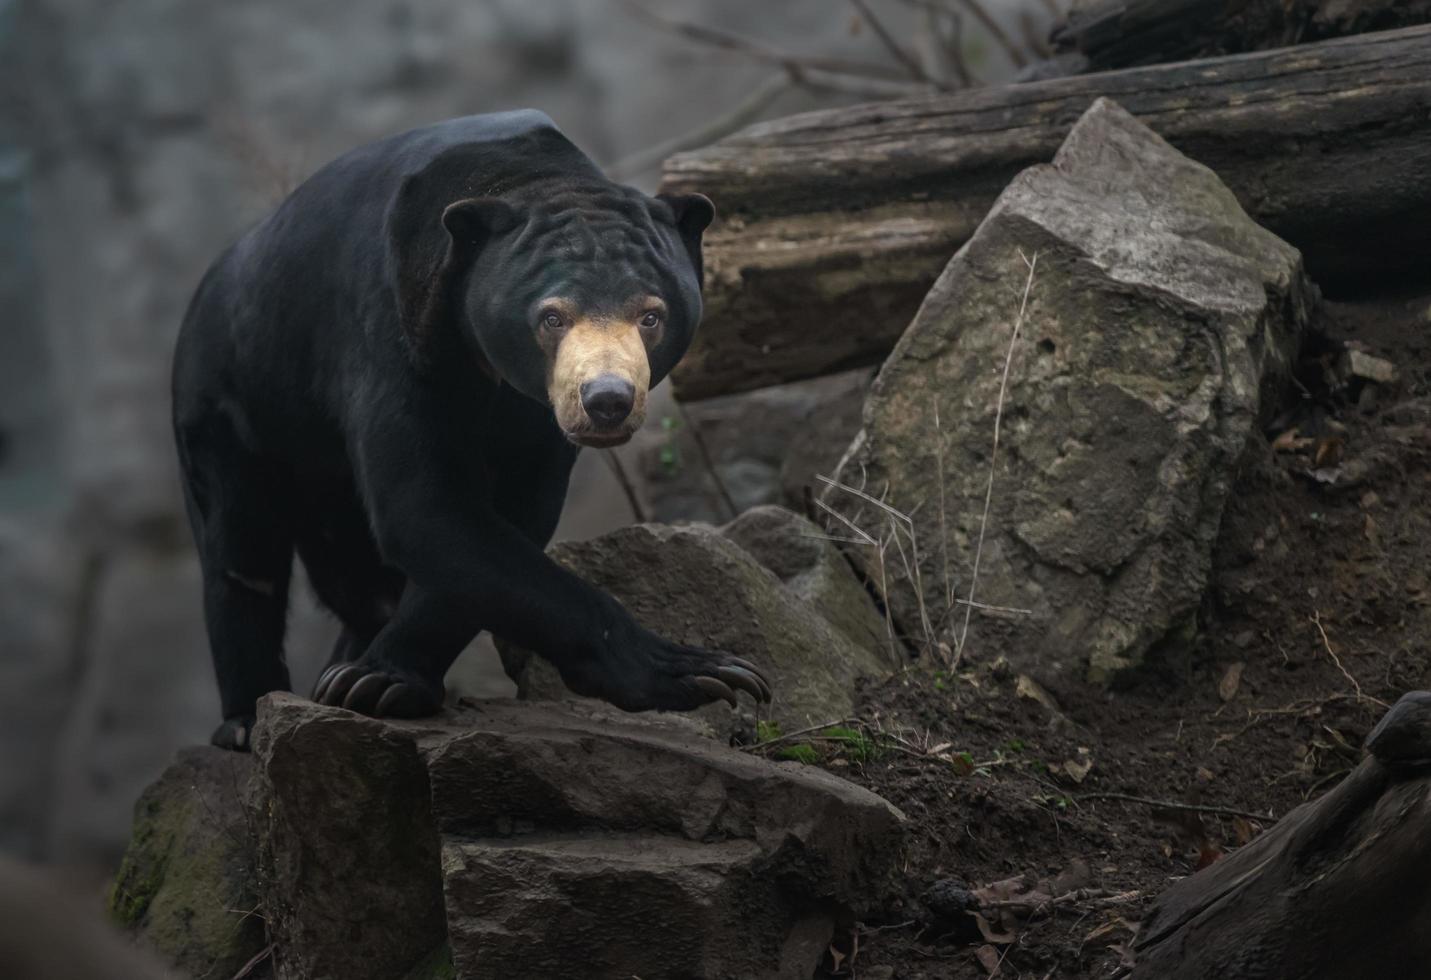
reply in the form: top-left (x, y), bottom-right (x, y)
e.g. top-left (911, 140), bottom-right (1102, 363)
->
top-left (800, 289), bottom-right (1431, 979)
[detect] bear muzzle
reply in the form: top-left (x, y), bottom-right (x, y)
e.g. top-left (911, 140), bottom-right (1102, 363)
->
top-left (548, 318), bottom-right (650, 448)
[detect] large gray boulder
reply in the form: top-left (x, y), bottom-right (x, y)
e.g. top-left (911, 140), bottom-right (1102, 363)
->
top-left (497, 520), bottom-right (894, 733)
top-left (830, 97), bottom-right (1314, 681)
top-left (214, 693), bottom-right (900, 980)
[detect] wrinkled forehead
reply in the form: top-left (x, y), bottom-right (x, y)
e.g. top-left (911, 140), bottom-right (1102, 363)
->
top-left (509, 191), bottom-right (688, 313)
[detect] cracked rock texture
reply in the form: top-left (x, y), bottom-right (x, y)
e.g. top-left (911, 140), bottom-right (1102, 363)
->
top-left (110, 694), bottom-right (905, 980)
top-left (831, 97), bottom-right (1314, 683)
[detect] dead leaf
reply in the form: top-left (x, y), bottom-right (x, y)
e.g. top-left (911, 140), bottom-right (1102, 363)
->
top-left (1049, 857), bottom-right (1091, 895)
top-left (1083, 916), bottom-right (1135, 947)
top-left (1313, 436), bottom-right (1345, 468)
top-left (1272, 428), bottom-right (1310, 452)
top-left (972, 912), bottom-right (1016, 944)
top-left (974, 944), bottom-right (1003, 976)
top-left (1196, 840), bottom-right (1224, 870)
top-left (1232, 815), bottom-right (1261, 846)
top-left (1195, 766), bottom-right (1215, 784)
top-left (1059, 750), bottom-right (1094, 784)
top-left (1218, 662), bottom-right (1245, 702)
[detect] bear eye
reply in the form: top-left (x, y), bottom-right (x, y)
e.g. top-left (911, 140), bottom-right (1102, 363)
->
top-left (640, 311), bottom-right (662, 329)
top-left (541, 310), bottom-right (565, 331)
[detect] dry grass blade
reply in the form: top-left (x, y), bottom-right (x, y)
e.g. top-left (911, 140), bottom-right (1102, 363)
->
top-left (954, 250), bottom-right (1039, 665)
top-left (814, 498), bottom-right (878, 547)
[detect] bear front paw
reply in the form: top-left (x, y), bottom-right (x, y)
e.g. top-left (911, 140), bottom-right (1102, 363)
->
top-left (312, 662), bottom-right (443, 718)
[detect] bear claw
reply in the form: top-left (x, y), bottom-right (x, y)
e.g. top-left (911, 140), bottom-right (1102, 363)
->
top-left (693, 675), bottom-right (739, 708)
top-left (715, 664), bottom-right (771, 703)
top-left (312, 662), bottom-right (441, 718)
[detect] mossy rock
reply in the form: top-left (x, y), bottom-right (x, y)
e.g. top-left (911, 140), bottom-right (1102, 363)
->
top-left (108, 747), bottom-right (266, 978)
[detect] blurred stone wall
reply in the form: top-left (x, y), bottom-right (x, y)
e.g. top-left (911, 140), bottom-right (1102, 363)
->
top-left (0, 0), bottom-right (1044, 869)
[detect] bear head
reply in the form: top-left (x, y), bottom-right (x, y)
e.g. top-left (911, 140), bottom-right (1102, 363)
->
top-left (389, 160), bottom-right (713, 448)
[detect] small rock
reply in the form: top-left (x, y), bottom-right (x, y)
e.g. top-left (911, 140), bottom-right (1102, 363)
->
top-left (1342, 349), bottom-right (1398, 386)
top-left (722, 504), bottom-right (896, 667)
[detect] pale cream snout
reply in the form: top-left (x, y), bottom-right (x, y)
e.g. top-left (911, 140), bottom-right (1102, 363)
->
top-left (548, 318), bottom-right (650, 448)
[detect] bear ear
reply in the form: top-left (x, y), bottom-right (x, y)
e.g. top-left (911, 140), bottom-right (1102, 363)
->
top-left (387, 180), bottom-right (522, 367)
top-left (442, 197), bottom-right (521, 245)
top-left (656, 192), bottom-right (715, 287)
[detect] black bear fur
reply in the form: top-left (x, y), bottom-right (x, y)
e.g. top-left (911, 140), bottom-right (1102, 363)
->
top-left (171, 111), bottom-right (770, 750)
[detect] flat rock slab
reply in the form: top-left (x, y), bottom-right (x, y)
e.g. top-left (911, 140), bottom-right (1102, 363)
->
top-left (831, 97), bottom-right (1314, 682)
top-left (241, 693), bottom-right (903, 980)
top-left (497, 519), bottom-right (894, 734)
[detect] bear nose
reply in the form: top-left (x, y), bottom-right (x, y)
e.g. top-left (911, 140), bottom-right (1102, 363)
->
top-left (580, 375), bottom-right (635, 429)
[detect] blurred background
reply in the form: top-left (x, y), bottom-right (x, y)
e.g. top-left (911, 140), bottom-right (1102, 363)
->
top-left (0, 0), bottom-right (1052, 883)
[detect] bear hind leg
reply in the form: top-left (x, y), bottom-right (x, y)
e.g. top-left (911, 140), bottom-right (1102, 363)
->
top-left (177, 412), bottom-right (296, 751)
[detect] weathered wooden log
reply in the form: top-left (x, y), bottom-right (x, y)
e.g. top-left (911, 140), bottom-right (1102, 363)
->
top-left (1130, 690), bottom-right (1431, 979)
top-left (1051, 0), bottom-right (1431, 72)
top-left (661, 26), bottom-right (1431, 400)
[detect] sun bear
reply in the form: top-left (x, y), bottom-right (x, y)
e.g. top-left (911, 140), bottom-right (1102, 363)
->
top-left (172, 110), bottom-right (771, 750)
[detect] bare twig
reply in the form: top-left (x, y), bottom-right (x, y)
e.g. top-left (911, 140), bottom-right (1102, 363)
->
top-left (619, 0), bottom-right (911, 81)
top-left (893, 0), bottom-right (1030, 68)
top-left (675, 400), bottom-right (739, 520)
top-left (933, 395), bottom-right (953, 621)
top-left (607, 74), bottom-right (789, 180)
top-left (599, 450), bottom-right (648, 523)
top-left (815, 498), bottom-right (879, 546)
top-left (848, 0), bottom-right (941, 86)
top-left (978, 887), bottom-right (1142, 915)
top-left (954, 250), bottom-right (1038, 666)
top-left (951, 0), bottom-right (1030, 68)
top-left (1311, 610), bottom-right (1388, 708)
top-left (1075, 792), bottom-right (1273, 823)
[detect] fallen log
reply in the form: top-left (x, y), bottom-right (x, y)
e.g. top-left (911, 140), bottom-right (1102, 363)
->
top-left (1050, 0), bottom-right (1431, 71)
top-left (661, 26), bottom-right (1431, 400)
top-left (1130, 690), bottom-right (1431, 979)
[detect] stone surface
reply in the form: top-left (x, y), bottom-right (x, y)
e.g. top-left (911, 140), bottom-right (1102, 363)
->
top-left (496, 522), bottom-right (894, 735)
top-left (252, 696), bottom-right (445, 980)
top-left (107, 746), bottom-right (266, 979)
top-left (231, 693), bottom-right (903, 980)
top-left (723, 504), bottom-right (897, 667)
top-left (830, 97), bottom-right (1313, 682)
